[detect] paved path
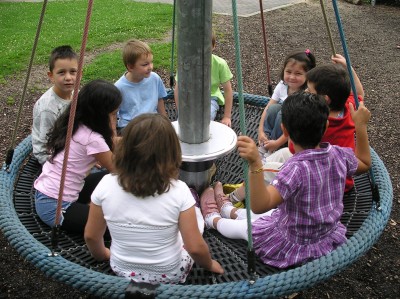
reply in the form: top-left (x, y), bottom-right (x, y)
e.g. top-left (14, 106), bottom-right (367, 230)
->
top-left (1, 0), bottom-right (305, 16)
top-left (134, 0), bottom-right (305, 17)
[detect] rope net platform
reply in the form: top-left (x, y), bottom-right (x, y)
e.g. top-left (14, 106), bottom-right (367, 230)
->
top-left (0, 93), bottom-right (393, 298)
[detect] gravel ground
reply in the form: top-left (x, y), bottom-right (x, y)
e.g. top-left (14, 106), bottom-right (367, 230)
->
top-left (1, 0), bottom-right (399, 298)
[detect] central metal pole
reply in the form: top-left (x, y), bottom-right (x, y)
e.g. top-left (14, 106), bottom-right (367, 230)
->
top-left (177, 0), bottom-right (212, 144)
top-left (175, 0), bottom-right (236, 194)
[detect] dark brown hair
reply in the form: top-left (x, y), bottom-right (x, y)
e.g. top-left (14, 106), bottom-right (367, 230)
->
top-left (306, 63), bottom-right (351, 111)
top-left (282, 91), bottom-right (329, 149)
top-left (280, 49), bottom-right (316, 89)
top-left (47, 80), bottom-right (122, 161)
top-left (48, 45), bottom-right (78, 72)
top-left (114, 113), bottom-right (182, 197)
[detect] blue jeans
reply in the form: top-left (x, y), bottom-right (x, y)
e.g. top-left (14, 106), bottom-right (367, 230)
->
top-left (35, 190), bottom-right (71, 227)
top-left (263, 103), bottom-right (283, 140)
top-left (210, 97), bottom-right (220, 121)
top-left (176, 98), bottom-right (219, 121)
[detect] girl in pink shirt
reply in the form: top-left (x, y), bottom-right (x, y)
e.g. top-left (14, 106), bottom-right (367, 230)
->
top-left (34, 79), bottom-right (121, 234)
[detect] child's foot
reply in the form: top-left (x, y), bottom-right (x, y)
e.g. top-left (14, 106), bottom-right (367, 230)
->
top-left (214, 181), bottom-right (231, 210)
top-left (258, 145), bottom-right (271, 164)
top-left (258, 144), bottom-right (267, 156)
top-left (214, 181), bottom-right (235, 219)
top-left (200, 187), bottom-right (221, 229)
top-left (229, 189), bottom-right (243, 204)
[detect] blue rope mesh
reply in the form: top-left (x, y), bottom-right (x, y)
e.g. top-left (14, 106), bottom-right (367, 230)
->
top-left (0, 104), bottom-right (392, 298)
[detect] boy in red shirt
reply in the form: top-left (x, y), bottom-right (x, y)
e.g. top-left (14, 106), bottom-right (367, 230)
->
top-left (301, 54), bottom-right (364, 191)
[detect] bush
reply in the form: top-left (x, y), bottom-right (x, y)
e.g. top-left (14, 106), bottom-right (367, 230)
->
top-left (370, 0), bottom-right (400, 6)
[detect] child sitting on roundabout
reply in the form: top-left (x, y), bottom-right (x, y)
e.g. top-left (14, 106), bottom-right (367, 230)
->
top-left (34, 79), bottom-right (121, 234)
top-left (85, 113), bottom-right (223, 284)
top-left (229, 53), bottom-right (365, 202)
top-left (200, 91), bottom-right (371, 268)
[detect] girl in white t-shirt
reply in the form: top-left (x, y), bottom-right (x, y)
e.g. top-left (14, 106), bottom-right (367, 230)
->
top-left (258, 49), bottom-right (316, 157)
top-left (85, 113), bottom-right (224, 284)
top-left (34, 79), bottom-right (121, 234)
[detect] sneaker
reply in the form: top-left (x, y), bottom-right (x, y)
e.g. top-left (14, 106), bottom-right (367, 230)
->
top-left (214, 181), bottom-right (231, 211)
top-left (200, 187), bottom-right (221, 229)
top-left (258, 144), bottom-right (267, 154)
top-left (258, 145), bottom-right (270, 164)
top-left (200, 187), bottom-right (219, 219)
top-left (258, 134), bottom-right (269, 156)
top-left (260, 150), bottom-right (272, 165)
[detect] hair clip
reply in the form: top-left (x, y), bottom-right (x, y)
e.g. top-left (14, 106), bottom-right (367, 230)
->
top-left (305, 49), bottom-right (311, 56)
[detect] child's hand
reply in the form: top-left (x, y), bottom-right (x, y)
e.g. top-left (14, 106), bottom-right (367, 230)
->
top-left (331, 54), bottom-right (346, 67)
top-left (237, 135), bottom-right (260, 165)
top-left (221, 116), bottom-right (232, 127)
top-left (104, 247), bottom-right (111, 261)
top-left (258, 131), bottom-right (269, 147)
top-left (349, 101), bottom-right (370, 126)
top-left (264, 139), bottom-right (280, 152)
top-left (209, 259), bottom-right (224, 274)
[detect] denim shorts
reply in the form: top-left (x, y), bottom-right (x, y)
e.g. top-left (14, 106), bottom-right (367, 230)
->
top-left (35, 190), bottom-right (71, 227)
top-left (210, 97), bottom-right (220, 121)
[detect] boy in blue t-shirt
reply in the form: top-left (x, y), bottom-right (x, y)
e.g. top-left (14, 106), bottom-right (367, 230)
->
top-left (115, 39), bottom-right (167, 130)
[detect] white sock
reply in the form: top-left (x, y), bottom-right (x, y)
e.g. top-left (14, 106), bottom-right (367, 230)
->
top-left (204, 212), bottom-right (221, 229)
top-left (229, 190), bottom-right (241, 203)
top-left (220, 202), bottom-right (234, 219)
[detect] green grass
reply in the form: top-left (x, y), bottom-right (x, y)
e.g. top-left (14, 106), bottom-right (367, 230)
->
top-left (83, 42), bottom-right (174, 83)
top-left (6, 96), bottom-right (15, 105)
top-left (0, 0), bottom-right (173, 82)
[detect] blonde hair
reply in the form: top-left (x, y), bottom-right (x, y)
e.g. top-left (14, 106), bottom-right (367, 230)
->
top-left (212, 30), bottom-right (216, 48)
top-left (122, 39), bottom-right (152, 68)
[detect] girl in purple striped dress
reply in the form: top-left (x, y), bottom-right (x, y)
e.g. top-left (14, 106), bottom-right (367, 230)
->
top-left (201, 91), bottom-right (371, 268)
